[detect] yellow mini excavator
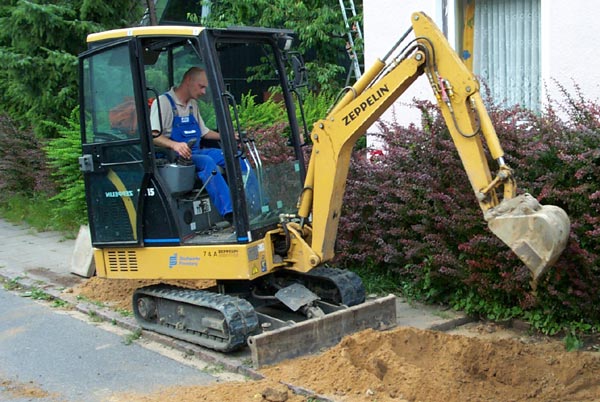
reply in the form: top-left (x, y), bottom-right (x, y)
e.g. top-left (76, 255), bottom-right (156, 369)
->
top-left (78, 12), bottom-right (570, 367)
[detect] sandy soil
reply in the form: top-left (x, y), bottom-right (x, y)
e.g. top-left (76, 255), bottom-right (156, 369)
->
top-left (73, 277), bottom-right (216, 310)
top-left (0, 378), bottom-right (50, 399)
top-left (76, 277), bottom-right (600, 402)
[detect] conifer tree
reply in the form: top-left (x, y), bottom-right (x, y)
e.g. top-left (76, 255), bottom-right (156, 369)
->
top-left (0, 0), bottom-right (143, 137)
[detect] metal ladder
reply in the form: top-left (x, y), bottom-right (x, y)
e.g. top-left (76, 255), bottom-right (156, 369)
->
top-left (339, 0), bottom-right (363, 83)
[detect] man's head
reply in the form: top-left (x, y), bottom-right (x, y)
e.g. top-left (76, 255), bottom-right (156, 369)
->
top-left (180, 67), bottom-right (208, 101)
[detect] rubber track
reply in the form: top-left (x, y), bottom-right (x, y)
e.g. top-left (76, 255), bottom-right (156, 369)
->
top-left (133, 285), bottom-right (259, 352)
top-left (303, 266), bottom-right (366, 307)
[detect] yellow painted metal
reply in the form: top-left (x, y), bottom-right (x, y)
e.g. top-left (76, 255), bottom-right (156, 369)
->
top-left (297, 156), bottom-right (315, 221)
top-left (93, 241), bottom-right (269, 281)
top-left (304, 10), bottom-right (508, 261)
top-left (87, 25), bottom-right (204, 43)
top-left (93, 249), bottom-right (107, 277)
top-left (299, 11), bottom-right (569, 283)
top-left (411, 11), bottom-right (500, 212)
top-left (410, 12), bottom-right (570, 281)
top-left (328, 58), bottom-right (387, 116)
top-left (298, 61), bottom-right (386, 223)
top-left (462, 0), bottom-right (476, 71)
top-left (282, 223), bottom-right (321, 271)
top-left (306, 53), bottom-right (425, 262)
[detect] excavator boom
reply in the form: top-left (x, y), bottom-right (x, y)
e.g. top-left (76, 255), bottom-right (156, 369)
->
top-left (297, 11), bottom-right (570, 284)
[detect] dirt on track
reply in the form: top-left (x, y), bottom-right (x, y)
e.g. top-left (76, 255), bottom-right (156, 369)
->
top-left (73, 277), bottom-right (216, 310)
top-left (76, 277), bottom-right (600, 402)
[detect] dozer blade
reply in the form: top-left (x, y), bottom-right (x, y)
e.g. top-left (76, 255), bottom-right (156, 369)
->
top-left (485, 193), bottom-right (570, 283)
top-left (247, 294), bottom-right (397, 368)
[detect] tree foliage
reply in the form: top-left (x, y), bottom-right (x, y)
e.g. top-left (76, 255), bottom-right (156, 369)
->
top-left (201, 0), bottom-right (362, 93)
top-left (0, 0), bottom-right (143, 137)
top-left (44, 108), bottom-right (88, 227)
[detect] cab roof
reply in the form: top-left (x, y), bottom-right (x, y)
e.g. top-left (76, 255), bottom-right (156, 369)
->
top-left (87, 25), bottom-right (205, 43)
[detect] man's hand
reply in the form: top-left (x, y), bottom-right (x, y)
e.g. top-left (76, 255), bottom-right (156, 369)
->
top-left (153, 133), bottom-right (192, 159)
top-left (172, 141), bottom-right (192, 159)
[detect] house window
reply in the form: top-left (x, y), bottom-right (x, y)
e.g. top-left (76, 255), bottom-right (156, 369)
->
top-left (458, 0), bottom-right (541, 111)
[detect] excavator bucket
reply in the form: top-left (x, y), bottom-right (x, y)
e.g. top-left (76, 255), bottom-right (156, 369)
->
top-left (485, 193), bottom-right (570, 283)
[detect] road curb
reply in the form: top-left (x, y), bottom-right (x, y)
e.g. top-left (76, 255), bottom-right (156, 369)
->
top-left (429, 315), bottom-right (476, 331)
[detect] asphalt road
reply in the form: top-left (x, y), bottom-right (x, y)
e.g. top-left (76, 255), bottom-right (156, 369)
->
top-left (0, 287), bottom-right (222, 402)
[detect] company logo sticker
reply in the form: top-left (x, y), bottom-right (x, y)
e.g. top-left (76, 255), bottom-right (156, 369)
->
top-left (168, 253), bottom-right (200, 269)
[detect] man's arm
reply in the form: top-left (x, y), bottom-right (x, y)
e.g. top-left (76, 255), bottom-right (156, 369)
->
top-left (196, 109), bottom-right (238, 141)
top-left (153, 132), bottom-right (192, 159)
top-left (150, 97), bottom-right (193, 159)
top-left (202, 129), bottom-right (221, 141)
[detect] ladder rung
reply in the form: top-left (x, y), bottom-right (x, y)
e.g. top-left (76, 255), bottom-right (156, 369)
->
top-left (339, 0), bottom-right (362, 79)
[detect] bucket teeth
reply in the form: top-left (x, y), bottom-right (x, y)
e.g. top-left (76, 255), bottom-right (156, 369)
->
top-left (485, 193), bottom-right (570, 284)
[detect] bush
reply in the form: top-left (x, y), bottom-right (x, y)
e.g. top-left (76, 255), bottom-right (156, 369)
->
top-left (336, 102), bottom-right (490, 302)
top-left (335, 91), bottom-right (600, 332)
top-left (237, 93), bottom-right (287, 129)
top-left (43, 108), bottom-right (87, 229)
top-left (0, 113), bottom-right (55, 198)
top-left (237, 89), bottom-right (336, 134)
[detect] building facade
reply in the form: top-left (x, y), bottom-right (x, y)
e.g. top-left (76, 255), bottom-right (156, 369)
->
top-left (363, 0), bottom-right (600, 128)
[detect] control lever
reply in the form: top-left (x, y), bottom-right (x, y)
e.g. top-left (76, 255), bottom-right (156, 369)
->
top-left (238, 130), bottom-right (265, 208)
top-left (177, 139), bottom-right (197, 166)
top-left (187, 138), bottom-right (197, 152)
top-left (235, 130), bottom-right (248, 159)
top-left (182, 137), bottom-right (216, 201)
top-left (193, 170), bottom-right (217, 201)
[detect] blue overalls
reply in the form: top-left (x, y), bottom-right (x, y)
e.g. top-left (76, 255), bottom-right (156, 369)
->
top-left (165, 93), bottom-right (233, 217)
top-left (201, 145), bottom-right (262, 216)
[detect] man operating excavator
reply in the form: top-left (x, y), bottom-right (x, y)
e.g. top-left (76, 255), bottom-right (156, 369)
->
top-left (150, 66), bottom-right (258, 225)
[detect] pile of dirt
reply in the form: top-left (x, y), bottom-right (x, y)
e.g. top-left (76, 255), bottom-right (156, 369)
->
top-left (114, 326), bottom-right (600, 402)
top-left (117, 379), bottom-right (307, 402)
top-left (75, 278), bottom-right (600, 401)
top-left (263, 327), bottom-right (600, 401)
top-left (117, 327), bottom-right (600, 402)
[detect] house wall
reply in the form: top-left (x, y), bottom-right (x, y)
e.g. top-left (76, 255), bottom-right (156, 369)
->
top-left (541, 1), bottom-right (600, 105)
top-left (364, 0), bottom-right (600, 131)
top-left (363, 0), bottom-right (438, 131)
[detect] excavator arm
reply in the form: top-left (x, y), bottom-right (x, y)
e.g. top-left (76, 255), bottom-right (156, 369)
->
top-left (295, 12), bottom-right (570, 285)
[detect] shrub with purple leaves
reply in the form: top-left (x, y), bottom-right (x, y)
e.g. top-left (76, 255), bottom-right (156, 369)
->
top-left (335, 91), bottom-right (600, 328)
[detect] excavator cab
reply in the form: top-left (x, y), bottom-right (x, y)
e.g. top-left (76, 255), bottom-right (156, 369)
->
top-left (79, 27), bottom-right (307, 248)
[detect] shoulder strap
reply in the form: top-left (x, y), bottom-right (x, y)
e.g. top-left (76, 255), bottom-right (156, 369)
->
top-left (163, 93), bottom-right (178, 116)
